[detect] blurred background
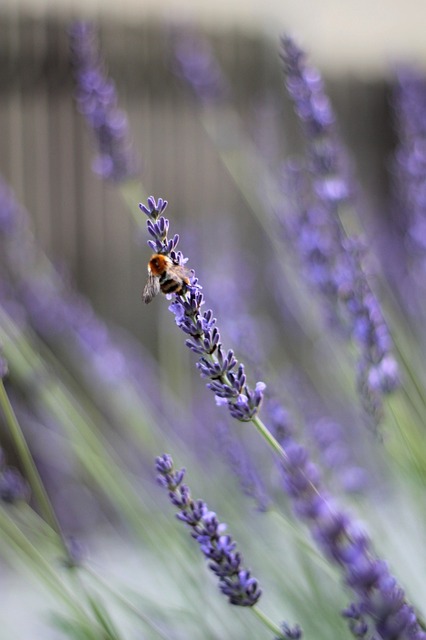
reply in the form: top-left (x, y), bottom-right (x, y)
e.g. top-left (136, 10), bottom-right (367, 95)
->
top-left (2, 1), bottom-right (426, 639)
top-left (1, 0), bottom-right (425, 341)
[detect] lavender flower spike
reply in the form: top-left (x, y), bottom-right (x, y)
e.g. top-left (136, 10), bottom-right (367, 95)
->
top-left (69, 21), bottom-right (139, 182)
top-left (392, 68), bottom-right (426, 283)
top-left (280, 35), bottom-right (399, 422)
top-left (269, 408), bottom-right (426, 640)
top-left (156, 454), bottom-right (262, 607)
top-left (140, 197), bottom-right (266, 422)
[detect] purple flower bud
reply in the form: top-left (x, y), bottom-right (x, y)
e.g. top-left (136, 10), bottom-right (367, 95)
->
top-left (342, 604), bottom-right (369, 638)
top-left (171, 30), bottom-right (229, 105)
top-left (275, 622), bottom-right (303, 639)
top-left (155, 453), bottom-right (174, 475)
top-left (139, 196), bottom-right (168, 219)
top-left (156, 454), bottom-right (261, 607)
top-left (0, 467), bottom-right (30, 504)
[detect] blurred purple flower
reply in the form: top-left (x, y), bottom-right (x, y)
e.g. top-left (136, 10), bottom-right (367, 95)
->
top-left (216, 421), bottom-right (271, 511)
top-left (156, 453), bottom-right (262, 607)
top-left (0, 176), bottom-right (160, 396)
top-left (62, 535), bottom-right (87, 569)
top-left (0, 352), bottom-right (8, 379)
top-left (0, 180), bottom-right (22, 236)
top-left (0, 466), bottom-right (30, 504)
top-left (170, 28), bottom-right (229, 105)
top-left (275, 622), bottom-right (303, 639)
top-left (279, 36), bottom-right (399, 423)
top-left (342, 603), bottom-right (369, 638)
top-left (69, 21), bottom-right (139, 182)
top-left (269, 404), bottom-right (426, 640)
top-left (392, 67), bottom-right (426, 285)
top-left (311, 417), bottom-right (369, 495)
top-left (140, 196), bottom-right (265, 422)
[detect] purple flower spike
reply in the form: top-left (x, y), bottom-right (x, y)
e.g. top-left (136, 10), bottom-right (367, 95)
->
top-left (155, 454), bottom-right (262, 608)
top-left (69, 21), bottom-right (139, 183)
top-left (342, 603), bottom-right (369, 638)
top-left (280, 35), bottom-right (399, 424)
top-left (139, 196), bottom-right (168, 219)
top-left (140, 197), bottom-right (265, 422)
top-left (269, 407), bottom-right (426, 640)
top-left (390, 66), bottom-right (426, 308)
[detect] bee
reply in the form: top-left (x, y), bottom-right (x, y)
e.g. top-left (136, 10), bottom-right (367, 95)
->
top-left (142, 253), bottom-right (190, 304)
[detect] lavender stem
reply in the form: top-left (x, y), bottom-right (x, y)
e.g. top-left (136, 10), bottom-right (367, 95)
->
top-left (251, 606), bottom-right (289, 638)
top-left (0, 379), bottom-right (71, 561)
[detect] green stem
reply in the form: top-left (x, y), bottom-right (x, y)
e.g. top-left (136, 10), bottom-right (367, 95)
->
top-left (83, 566), bottom-right (173, 640)
top-left (119, 180), bottom-right (147, 229)
top-left (251, 606), bottom-right (285, 638)
top-left (0, 507), bottom-right (129, 637)
top-left (0, 380), bottom-right (71, 561)
top-left (0, 506), bottom-right (83, 617)
top-left (0, 308), bottom-right (159, 541)
top-left (250, 415), bottom-right (287, 461)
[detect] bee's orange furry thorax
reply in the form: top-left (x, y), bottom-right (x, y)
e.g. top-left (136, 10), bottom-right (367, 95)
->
top-left (148, 254), bottom-right (171, 277)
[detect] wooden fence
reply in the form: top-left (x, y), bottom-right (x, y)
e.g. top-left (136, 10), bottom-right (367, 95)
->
top-left (0, 9), bottom-right (394, 343)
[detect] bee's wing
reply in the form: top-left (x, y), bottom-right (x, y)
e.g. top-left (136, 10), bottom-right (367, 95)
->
top-left (142, 275), bottom-right (160, 304)
top-left (174, 263), bottom-right (191, 284)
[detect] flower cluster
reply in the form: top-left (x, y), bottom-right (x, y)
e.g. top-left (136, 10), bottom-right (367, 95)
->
top-left (392, 67), bottom-right (426, 279)
top-left (269, 407), bottom-right (426, 640)
top-left (275, 622), bottom-right (303, 640)
top-left (155, 453), bottom-right (261, 607)
top-left (280, 36), bottom-right (399, 421)
top-left (69, 21), bottom-right (139, 182)
top-left (170, 29), bottom-right (229, 105)
top-left (140, 196), bottom-right (266, 421)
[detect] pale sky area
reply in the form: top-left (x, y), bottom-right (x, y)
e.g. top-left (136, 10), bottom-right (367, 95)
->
top-left (4, 0), bottom-right (426, 75)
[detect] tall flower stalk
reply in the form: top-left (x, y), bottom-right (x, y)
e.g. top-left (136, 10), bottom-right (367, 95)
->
top-left (0, 352), bottom-right (72, 561)
top-left (391, 66), bottom-right (426, 306)
top-left (279, 35), bottom-right (399, 423)
top-left (140, 196), bottom-right (266, 424)
top-left (69, 21), bottom-right (139, 183)
top-left (156, 453), bottom-right (300, 638)
top-left (141, 195), bottom-right (426, 640)
top-left (156, 454), bottom-right (262, 607)
top-left (267, 401), bottom-right (426, 640)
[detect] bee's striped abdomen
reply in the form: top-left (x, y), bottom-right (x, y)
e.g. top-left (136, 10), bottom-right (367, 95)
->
top-left (160, 273), bottom-right (185, 294)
